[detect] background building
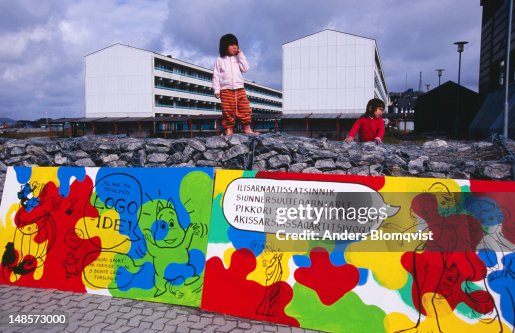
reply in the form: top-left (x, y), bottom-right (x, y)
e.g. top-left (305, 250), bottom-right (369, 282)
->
top-left (415, 81), bottom-right (480, 136)
top-left (280, 29), bottom-right (388, 139)
top-left (470, 1), bottom-right (515, 138)
top-left (80, 43), bottom-right (282, 136)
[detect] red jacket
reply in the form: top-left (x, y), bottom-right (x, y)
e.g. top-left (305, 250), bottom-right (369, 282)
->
top-left (347, 116), bottom-right (385, 141)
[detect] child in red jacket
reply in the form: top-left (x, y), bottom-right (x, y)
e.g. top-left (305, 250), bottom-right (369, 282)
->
top-left (345, 98), bottom-right (385, 143)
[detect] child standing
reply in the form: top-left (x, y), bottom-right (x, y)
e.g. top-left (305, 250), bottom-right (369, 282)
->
top-left (212, 34), bottom-right (259, 136)
top-left (345, 98), bottom-right (385, 143)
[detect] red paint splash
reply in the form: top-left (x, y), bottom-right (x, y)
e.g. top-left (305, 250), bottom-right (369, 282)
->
top-left (294, 248), bottom-right (359, 306)
top-left (201, 249), bottom-right (299, 327)
top-left (1, 176), bottom-right (101, 293)
top-left (401, 193), bottom-right (495, 315)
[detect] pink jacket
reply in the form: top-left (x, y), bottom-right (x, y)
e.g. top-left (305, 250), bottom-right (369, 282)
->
top-left (212, 51), bottom-right (249, 94)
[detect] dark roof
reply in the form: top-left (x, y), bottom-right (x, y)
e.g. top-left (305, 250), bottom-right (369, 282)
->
top-left (49, 114), bottom-right (281, 124)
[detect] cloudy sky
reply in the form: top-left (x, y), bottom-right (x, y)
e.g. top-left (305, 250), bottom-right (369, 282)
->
top-left (0, 0), bottom-right (482, 120)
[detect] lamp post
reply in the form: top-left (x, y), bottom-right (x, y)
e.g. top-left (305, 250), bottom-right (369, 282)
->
top-left (504, 0), bottom-right (513, 141)
top-left (435, 70), bottom-right (444, 132)
top-left (436, 69), bottom-right (444, 87)
top-left (454, 41), bottom-right (468, 137)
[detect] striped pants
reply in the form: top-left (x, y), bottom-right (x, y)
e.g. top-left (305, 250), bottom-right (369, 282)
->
top-left (220, 88), bottom-right (252, 128)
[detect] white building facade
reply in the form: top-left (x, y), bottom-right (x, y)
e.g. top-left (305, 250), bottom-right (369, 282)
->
top-left (85, 44), bottom-right (282, 118)
top-left (282, 30), bottom-right (388, 115)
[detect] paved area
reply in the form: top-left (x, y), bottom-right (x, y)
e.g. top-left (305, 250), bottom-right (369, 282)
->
top-left (0, 285), bottom-right (321, 333)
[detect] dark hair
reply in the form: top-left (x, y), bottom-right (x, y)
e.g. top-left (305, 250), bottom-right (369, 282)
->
top-left (219, 34), bottom-right (239, 57)
top-left (363, 98), bottom-right (385, 118)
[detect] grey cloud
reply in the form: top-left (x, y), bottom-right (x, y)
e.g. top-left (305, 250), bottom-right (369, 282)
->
top-left (0, 0), bottom-right (487, 120)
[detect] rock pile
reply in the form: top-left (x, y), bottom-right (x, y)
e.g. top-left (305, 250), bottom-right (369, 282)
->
top-left (0, 133), bottom-right (514, 197)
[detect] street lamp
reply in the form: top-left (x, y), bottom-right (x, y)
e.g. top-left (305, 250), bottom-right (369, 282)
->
top-left (454, 41), bottom-right (468, 137)
top-left (436, 69), bottom-right (444, 87)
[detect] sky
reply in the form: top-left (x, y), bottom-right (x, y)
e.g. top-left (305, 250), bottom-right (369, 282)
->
top-left (0, 0), bottom-right (483, 120)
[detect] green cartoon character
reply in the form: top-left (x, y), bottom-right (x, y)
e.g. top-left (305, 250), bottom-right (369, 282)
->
top-left (143, 199), bottom-right (201, 297)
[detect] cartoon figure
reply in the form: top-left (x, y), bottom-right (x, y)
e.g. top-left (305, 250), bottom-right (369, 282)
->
top-left (17, 182), bottom-right (40, 211)
top-left (399, 192), bottom-right (500, 333)
top-left (143, 199), bottom-right (201, 297)
top-left (63, 228), bottom-right (84, 279)
top-left (63, 253), bottom-right (78, 278)
top-left (256, 248), bottom-right (283, 316)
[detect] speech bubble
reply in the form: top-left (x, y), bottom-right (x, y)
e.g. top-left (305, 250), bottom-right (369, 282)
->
top-left (83, 173), bottom-right (142, 249)
top-left (223, 178), bottom-right (399, 235)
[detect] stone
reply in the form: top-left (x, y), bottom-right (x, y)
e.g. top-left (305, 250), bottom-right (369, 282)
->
top-left (188, 139), bottom-right (206, 152)
top-left (259, 137), bottom-right (290, 151)
top-left (108, 160), bottom-right (127, 167)
top-left (78, 139), bottom-right (98, 152)
top-left (289, 163), bottom-right (308, 173)
top-left (420, 172), bottom-right (447, 179)
top-left (5, 140), bottom-right (27, 149)
top-left (310, 150), bottom-right (337, 159)
top-left (222, 144), bottom-right (249, 161)
top-left (26, 145), bottom-right (46, 156)
top-left (147, 153), bottom-right (168, 163)
top-left (252, 160), bottom-right (268, 171)
top-left (101, 154), bottom-right (119, 163)
top-left (121, 140), bottom-right (144, 151)
top-left (206, 136), bottom-right (228, 149)
top-left (480, 163), bottom-right (512, 179)
top-left (423, 139), bottom-right (448, 149)
top-left (44, 142), bottom-right (61, 153)
top-left (449, 170), bottom-right (470, 179)
top-left (473, 141), bottom-right (494, 149)
top-left (75, 158), bottom-right (96, 167)
top-left (292, 152), bottom-right (312, 163)
top-left (355, 153), bottom-right (384, 164)
top-left (228, 134), bottom-right (250, 145)
top-left (196, 160), bottom-right (218, 167)
top-left (153, 138), bottom-right (174, 148)
top-left (348, 166), bottom-right (371, 176)
top-left (69, 150), bottom-right (90, 160)
top-left (326, 169), bottom-right (346, 174)
top-left (335, 160), bottom-right (352, 169)
top-left (145, 144), bottom-right (169, 153)
top-left (314, 159), bottom-right (336, 170)
top-left (120, 152), bottom-right (134, 161)
top-left (254, 151), bottom-right (278, 161)
top-left (170, 152), bottom-right (187, 163)
top-left (428, 161), bottom-right (451, 172)
top-left (385, 155), bottom-right (407, 167)
top-left (10, 147), bottom-right (24, 156)
top-left (301, 167), bottom-right (322, 174)
top-left (5, 155), bottom-right (27, 164)
top-left (408, 156), bottom-right (429, 174)
top-left (203, 150), bottom-right (224, 161)
top-left (182, 145), bottom-right (195, 157)
top-left (369, 164), bottom-right (384, 176)
top-left (54, 153), bottom-right (68, 165)
top-left (461, 161), bottom-right (477, 173)
top-left (268, 155), bottom-right (292, 168)
top-left (137, 149), bottom-right (146, 165)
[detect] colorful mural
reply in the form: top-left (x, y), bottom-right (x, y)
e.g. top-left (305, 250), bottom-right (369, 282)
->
top-left (202, 170), bottom-right (515, 333)
top-left (0, 166), bottom-right (214, 307)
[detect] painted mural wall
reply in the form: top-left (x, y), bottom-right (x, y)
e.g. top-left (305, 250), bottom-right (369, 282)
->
top-left (202, 170), bottom-right (515, 333)
top-left (1, 166), bottom-right (514, 333)
top-left (0, 167), bottom-right (214, 307)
